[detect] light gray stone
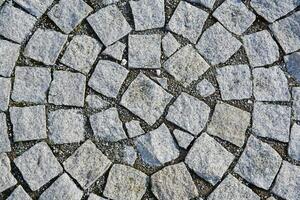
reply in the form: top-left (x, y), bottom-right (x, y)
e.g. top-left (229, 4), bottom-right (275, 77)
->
top-left (187, 0), bottom-right (217, 9)
top-left (0, 113), bottom-right (10, 153)
top-left (162, 32), bottom-right (180, 57)
top-left (0, 39), bottom-right (20, 77)
top-left (163, 44), bottom-right (210, 87)
top-left (166, 92), bottom-right (210, 135)
top-left (7, 186), bottom-right (32, 200)
top-left (196, 79), bottom-right (215, 97)
top-left (173, 129), bottom-right (194, 149)
top-left (102, 0), bottom-right (120, 5)
top-left (14, 0), bottom-right (54, 18)
top-left (63, 140), bottom-right (112, 189)
top-left (103, 164), bottom-right (148, 200)
top-left (11, 66), bottom-right (51, 103)
top-left (86, 94), bottom-right (110, 110)
top-left (285, 52), bottom-right (300, 82)
top-left (196, 22), bottom-right (241, 65)
top-left (0, 77), bottom-right (11, 111)
top-left (152, 77), bottom-right (168, 90)
top-left (88, 194), bottom-right (107, 200)
top-left (0, 153), bottom-right (17, 193)
top-left (10, 105), bottom-right (47, 142)
top-left (14, 142), bottom-right (63, 191)
top-left (185, 133), bottom-right (235, 185)
top-left (125, 120), bottom-right (145, 138)
top-left (87, 5), bottom-right (132, 46)
top-left (234, 135), bottom-right (282, 190)
top-left (168, 1), bottom-right (208, 44)
top-left (121, 145), bottom-right (137, 166)
top-left (266, 197), bottom-right (276, 200)
top-left (102, 41), bottom-right (126, 61)
top-left (88, 60), bottom-right (129, 98)
top-left (289, 123), bottom-right (300, 161)
top-left (151, 162), bottom-right (198, 200)
top-left (292, 87), bottom-right (300, 120)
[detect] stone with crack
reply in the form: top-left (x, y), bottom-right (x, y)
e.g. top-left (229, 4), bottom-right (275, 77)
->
top-left (102, 41), bottom-right (126, 61)
top-left (0, 154), bottom-right (17, 193)
top-left (6, 185), bottom-right (32, 200)
top-left (0, 40), bottom-right (20, 77)
top-left (0, 113), bottom-right (10, 153)
top-left (0, 77), bottom-right (11, 111)
top-left (14, 0), bottom-right (54, 18)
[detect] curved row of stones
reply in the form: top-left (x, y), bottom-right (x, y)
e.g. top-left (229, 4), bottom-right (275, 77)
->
top-left (0, 0), bottom-right (300, 199)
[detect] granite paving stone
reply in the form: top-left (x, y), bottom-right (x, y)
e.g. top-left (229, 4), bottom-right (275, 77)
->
top-left (0, 153), bottom-right (17, 193)
top-left (186, 0), bottom-right (217, 9)
top-left (173, 129), bottom-right (194, 149)
top-left (88, 194), bottom-right (107, 200)
top-left (0, 39), bottom-right (20, 77)
top-left (288, 123), bottom-right (300, 161)
top-left (292, 87), bottom-right (300, 120)
top-left (285, 52), bottom-right (300, 82)
top-left (162, 32), bottom-right (180, 57)
top-left (196, 79), bottom-right (215, 97)
top-left (121, 145), bottom-right (137, 166)
top-left (14, 0), bottom-right (54, 18)
top-left (0, 77), bottom-right (11, 111)
top-left (0, 113), bottom-right (11, 153)
top-left (86, 94), bottom-right (110, 110)
top-left (125, 120), bottom-right (145, 138)
top-left (102, 0), bottom-right (120, 5)
top-left (102, 41), bottom-right (126, 61)
top-left (6, 185), bottom-right (32, 200)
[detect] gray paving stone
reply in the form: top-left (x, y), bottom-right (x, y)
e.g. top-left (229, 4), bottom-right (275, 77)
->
top-left (234, 135), bottom-right (282, 190)
top-left (135, 124), bottom-right (180, 166)
top-left (173, 129), bottom-right (194, 149)
top-left (253, 66), bottom-right (290, 101)
top-left (196, 79), bottom-right (215, 97)
top-left (166, 92), bottom-right (210, 136)
top-left (151, 162), bottom-right (198, 200)
top-left (187, 0), bottom-right (217, 9)
top-left (49, 71), bottom-right (86, 107)
top-left (285, 52), bottom-right (300, 82)
top-left (39, 173), bottom-right (83, 200)
top-left (130, 0), bottom-right (164, 31)
top-left (86, 94), bottom-right (110, 110)
top-left (288, 123), bottom-right (300, 161)
top-left (7, 185), bottom-right (32, 200)
top-left (10, 105), bottom-right (47, 142)
top-left (292, 87), bottom-right (300, 120)
top-left (0, 113), bottom-right (11, 153)
top-left (121, 73), bottom-right (173, 125)
top-left (213, 0), bottom-right (256, 35)
top-left (88, 60), bottom-right (129, 98)
top-left (272, 161), bottom-right (300, 200)
top-left (121, 145), bottom-right (137, 166)
top-left (152, 77), bottom-right (168, 90)
top-left (0, 5), bottom-right (36, 43)
top-left (266, 197), bottom-right (276, 200)
top-left (0, 77), bottom-right (11, 111)
top-left (252, 102), bottom-right (291, 143)
top-left (63, 140), bottom-right (112, 189)
top-left (0, 39), bottom-right (20, 77)
top-left (102, 0), bottom-right (120, 5)
top-left (14, 0), bottom-right (54, 18)
top-left (14, 142), bottom-right (63, 191)
top-left (87, 5), bottom-right (132, 46)
top-left (88, 193), bottom-right (107, 200)
top-left (125, 120), bottom-right (145, 138)
top-left (11, 66), bottom-right (51, 103)
top-left (61, 35), bottom-right (102, 74)
top-left (196, 22), bottom-right (241, 65)
top-left (168, 1), bottom-right (208, 44)
top-left (24, 29), bottom-right (67, 65)
top-left (90, 107), bottom-right (127, 142)
top-left (0, 153), bottom-right (17, 193)
top-left (103, 164), bottom-right (148, 200)
top-left (207, 174), bottom-right (260, 200)
top-left (163, 44), bottom-right (210, 87)
top-left (270, 11), bottom-right (300, 54)
top-left (102, 41), bottom-right (126, 61)
top-left (216, 65), bottom-right (252, 100)
top-left (162, 32), bottom-right (180, 57)
top-left (185, 133), bottom-right (235, 185)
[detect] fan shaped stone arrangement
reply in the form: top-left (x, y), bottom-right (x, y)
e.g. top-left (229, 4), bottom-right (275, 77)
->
top-left (0, 0), bottom-right (300, 199)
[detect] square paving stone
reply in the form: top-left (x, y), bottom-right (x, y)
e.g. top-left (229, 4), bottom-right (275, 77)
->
top-left (0, 113), bottom-right (11, 153)
top-left (213, 0), bottom-right (256, 35)
top-left (196, 22), bottom-right (242, 65)
top-left (162, 32), bottom-right (180, 57)
top-left (61, 35), bottom-right (102, 74)
top-left (0, 77), bottom-right (11, 111)
top-left (14, 142), bottom-right (63, 191)
top-left (216, 65), bottom-right (252, 100)
top-left (11, 66), bottom-right (51, 104)
top-left (130, 0), bottom-right (165, 31)
top-left (48, 71), bottom-right (86, 107)
top-left (0, 153), bottom-right (17, 193)
top-left (151, 162), bottom-right (198, 200)
top-left (185, 133), bottom-right (235, 185)
top-left (39, 173), bottom-right (83, 200)
top-left (163, 44), bottom-right (210, 87)
top-left (234, 135), bottom-right (282, 190)
top-left (103, 164), bottom-right (148, 200)
top-left (87, 5), bottom-right (132, 46)
top-left (0, 5), bottom-right (36, 43)
top-left (0, 39), bottom-right (20, 77)
top-left (196, 79), bottom-right (215, 97)
top-left (252, 102), bottom-right (291, 143)
top-left (288, 123), bottom-right (300, 161)
top-left (14, 0), bottom-right (54, 18)
top-left (48, 109), bottom-right (85, 144)
top-left (48, 0), bottom-right (92, 34)
top-left (7, 185), bottom-right (32, 200)
top-left (125, 120), bottom-right (145, 138)
top-left (88, 60), bottom-right (129, 98)
top-left (24, 28), bottom-right (68, 65)
top-left (63, 140), bottom-right (112, 189)
top-left (167, 1), bottom-right (208, 44)
top-left (285, 52), bottom-right (300, 82)
top-left (10, 105), bottom-right (47, 142)
top-left (173, 129), bottom-right (194, 149)
top-left (292, 87), bottom-right (300, 120)
top-left (128, 34), bottom-right (161, 69)
top-left (102, 41), bottom-right (126, 61)
top-left (187, 0), bottom-right (217, 9)
top-left (166, 92), bottom-right (210, 136)
top-left (120, 73), bottom-right (173, 125)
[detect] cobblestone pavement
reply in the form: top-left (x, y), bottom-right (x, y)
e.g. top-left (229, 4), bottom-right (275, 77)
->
top-left (0, 0), bottom-right (300, 199)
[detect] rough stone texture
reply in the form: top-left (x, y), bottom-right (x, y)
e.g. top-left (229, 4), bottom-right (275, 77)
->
top-left (125, 120), bottom-right (145, 138)
top-left (234, 136), bottom-right (282, 190)
top-left (185, 133), bottom-right (235, 185)
top-left (63, 140), bottom-right (112, 189)
top-left (102, 0), bottom-right (120, 5)
top-left (48, 71), bottom-right (86, 107)
top-left (121, 145), bottom-right (137, 166)
top-left (163, 44), bottom-right (210, 87)
top-left (168, 1), bottom-right (208, 44)
top-left (151, 162), bottom-right (198, 200)
top-left (285, 52), bottom-right (300, 82)
top-left (87, 5), bottom-right (132, 46)
top-left (253, 66), bottom-right (290, 101)
top-left (0, 154), bottom-right (17, 193)
top-left (173, 129), bottom-right (194, 149)
top-left (292, 87), bottom-right (300, 120)
top-left (14, 142), bottom-right (63, 191)
top-left (196, 79), bottom-right (215, 97)
top-left (14, 0), bottom-right (54, 18)
top-left (11, 66), bottom-right (51, 103)
top-left (166, 92), bottom-right (210, 136)
top-left (216, 65), bottom-right (252, 100)
top-left (0, 77), bottom-right (11, 111)
top-left (130, 0), bottom-right (165, 31)
top-left (120, 73), bottom-right (173, 125)
top-left (135, 124), bottom-right (180, 166)
top-left (289, 123), bottom-right (300, 161)
top-left (0, 39), bottom-right (20, 77)
top-left (104, 164), bottom-right (148, 200)
top-left (61, 35), bottom-right (102, 74)
top-left (162, 32), bottom-right (180, 57)
top-left (242, 30), bottom-right (279, 67)
top-left (88, 194), bottom-right (107, 200)
top-left (10, 105), bottom-right (47, 142)
top-left (102, 41), bottom-right (126, 61)
top-left (7, 186), bottom-right (32, 200)
top-left (86, 94), bottom-right (110, 110)
top-left (0, 113), bottom-right (11, 153)
top-left (187, 0), bottom-right (217, 9)
top-left (196, 22), bottom-right (242, 65)
top-left (252, 102), bottom-right (291, 143)
top-left (90, 107), bottom-right (127, 142)
top-left (88, 60), bottom-right (129, 98)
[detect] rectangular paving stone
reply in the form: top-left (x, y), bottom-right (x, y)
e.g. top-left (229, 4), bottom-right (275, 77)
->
top-left (292, 87), bottom-right (300, 120)
top-left (0, 39), bottom-right (20, 77)
top-left (0, 113), bottom-right (11, 153)
top-left (7, 185), bottom-right (32, 200)
top-left (0, 77), bottom-right (11, 111)
top-left (288, 123), bottom-right (300, 161)
top-left (14, 0), bottom-right (54, 18)
top-left (285, 52), bottom-right (300, 82)
top-left (0, 153), bottom-right (17, 193)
